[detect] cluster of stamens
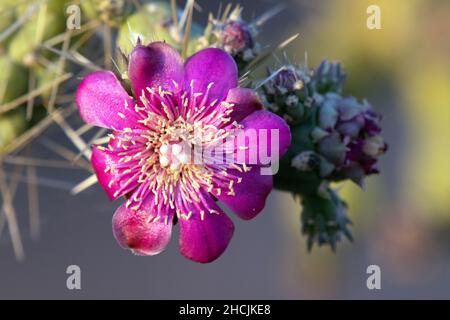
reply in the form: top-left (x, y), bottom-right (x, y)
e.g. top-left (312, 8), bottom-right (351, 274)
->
top-left (100, 81), bottom-right (250, 222)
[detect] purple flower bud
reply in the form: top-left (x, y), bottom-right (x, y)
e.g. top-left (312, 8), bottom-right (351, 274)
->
top-left (312, 59), bottom-right (346, 94)
top-left (336, 114), bottom-right (365, 138)
top-left (273, 67), bottom-right (303, 93)
top-left (363, 135), bottom-right (388, 157)
top-left (317, 132), bottom-right (347, 165)
top-left (220, 20), bottom-right (255, 56)
top-left (314, 94), bottom-right (387, 185)
top-left (291, 151), bottom-right (320, 171)
top-left (318, 95), bottom-right (339, 129)
top-left (261, 65), bottom-right (312, 124)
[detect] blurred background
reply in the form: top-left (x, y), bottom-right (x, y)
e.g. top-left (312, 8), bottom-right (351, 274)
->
top-left (1, 0), bottom-right (450, 299)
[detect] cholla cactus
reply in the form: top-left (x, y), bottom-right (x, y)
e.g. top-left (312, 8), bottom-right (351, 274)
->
top-left (8, 1), bottom-right (66, 67)
top-left (0, 0), bottom-right (388, 259)
top-left (311, 59), bottom-right (346, 94)
top-left (262, 65), bottom-right (313, 125)
top-left (314, 93), bottom-right (387, 187)
top-left (196, 6), bottom-right (260, 70)
top-left (0, 56), bottom-right (28, 151)
top-left (0, 0), bottom-right (141, 260)
top-left (262, 59), bottom-right (387, 250)
top-left (301, 187), bottom-right (352, 251)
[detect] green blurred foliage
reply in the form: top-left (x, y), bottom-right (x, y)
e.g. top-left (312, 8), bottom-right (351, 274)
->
top-left (0, 55), bottom-right (28, 151)
top-left (8, 0), bottom-right (66, 66)
top-left (117, 1), bottom-right (178, 54)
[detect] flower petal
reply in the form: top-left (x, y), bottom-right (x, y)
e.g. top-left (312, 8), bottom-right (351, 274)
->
top-left (178, 191), bottom-right (234, 263)
top-left (112, 197), bottom-right (173, 256)
top-left (233, 110), bottom-right (292, 166)
top-left (226, 87), bottom-right (263, 123)
top-left (76, 71), bottom-right (137, 130)
top-left (91, 145), bottom-right (123, 201)
top-left (215, 165), bottom-right (273, 220)
top-left (184, 48), bottom-right (238, 102)
top-left (128, 42), bottom-right (184, 97)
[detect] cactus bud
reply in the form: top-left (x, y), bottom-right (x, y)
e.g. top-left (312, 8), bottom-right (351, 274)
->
top-left (266, 59), bottom-right (386, 251)
top-left (196, 7), bottom-right (260, 70)
top-left (317, 131), bottom-right (347, 165)
top-left (363, 135), bottom-right (387, 157)
top-left (220, 19), bottom-right (257, 61)
top-left (262, 65), bottom-right (313, 125)
top-left (291, 151), bottom-right (320, 171)
top-left (312, 94), bottom-right (387, 186)
top-left (312, 59), bottom-right (346, 94)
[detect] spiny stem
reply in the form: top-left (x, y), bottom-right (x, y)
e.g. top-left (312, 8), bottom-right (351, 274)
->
top-left (1, 156), bottom-right (83, 169)
top-left (71, 174), bottom-right (98, 195)
top-left (48, 30), bottom-right (73, 113)
top-left (0, 4), bottom-right (38, 43)
top-left (73, 127), bottom-right (107, 163)
top-left (4, 106), bottom-right (74, 155)
top-left (103, 24), bottom-right (113, 70)
top-left (26, 148), bottom-right (40, 240)
top-left (0, 73), bottom-right (72, 115)
top-left (51, 110), bottom-right (92, 161)
top-left (41, 45), bottom-right (100, 71)
top-left (0, 164), bottom-right (24, 261)
top-left (26, 71), bottom-right (37, 120)
top-left (171, 0), bottom-right (179, 32)
top-left (43, 20), bottom-right (100, 48)
top-left (0, 165), bottom-right (23, 239)
top-left (38, 138), bottom-right (92, 171)
top-left (182, 0), bottom-right (194, 59)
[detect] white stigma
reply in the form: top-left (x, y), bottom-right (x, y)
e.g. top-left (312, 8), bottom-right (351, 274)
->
top-left (159, 142), bottom-right (191, 171)
top-left (159, 155), bottom-right (170, 167)
top-left (177, 153), bottom-right (189, 164)
top-left (171, 144), bottom-right (182, 155)
top-left (160, 144), bottom-right (169, 155)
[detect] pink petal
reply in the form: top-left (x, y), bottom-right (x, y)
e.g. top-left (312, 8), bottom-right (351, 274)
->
top-left (91, 146), bottom-right (124, 201)
top-left (184, 48), bottom-right (238, 103)
top-left (112, 198), bottom-right (173, 256)
top-left (128, 42), bottom-right (184, 97)
top-left (233, 110), bottom-right (292, 165)
top-left (215, 165), bottom-right (273, 220)
top-left (76, 71), bottom-right (138, 130)
top-left (226, 87), bottom-right (263, 123)
top-left (178, 191), bottom-right (234, 263)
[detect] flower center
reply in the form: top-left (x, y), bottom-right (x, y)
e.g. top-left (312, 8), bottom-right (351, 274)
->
top-left (158, 141), bottom-right (191, 171)
top-left (106, 83), bottom-right (250, 213)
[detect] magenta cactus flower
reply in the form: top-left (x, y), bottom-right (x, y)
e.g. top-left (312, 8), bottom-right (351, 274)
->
top-left (76, 42), bottom-right (291, 263)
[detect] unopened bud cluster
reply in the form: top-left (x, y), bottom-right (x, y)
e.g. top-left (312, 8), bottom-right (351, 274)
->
top-left (262, 59), bottom-right (387, 250)
top-left (262, 65), bottom-right (313, 125)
